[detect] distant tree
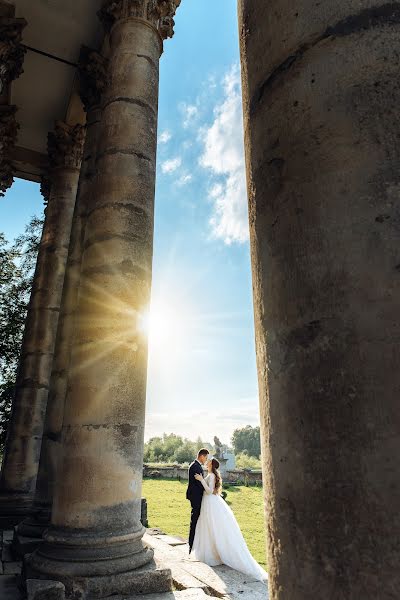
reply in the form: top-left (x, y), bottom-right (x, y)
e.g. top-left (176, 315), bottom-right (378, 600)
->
top-left (231, 425), bottom-right (261, 458)
top-left (0, 216), bottom-right (44, 452)
top-left (195, 436), bottom-right (204, 448)
top-left (143, 433), bottom-right (214, 465)
top-left (143, 433), bottom-right (184, 463)
top-left (235, 452), bottom-right (262, 470)
top-left (174, 441), bottom-right (197, 464)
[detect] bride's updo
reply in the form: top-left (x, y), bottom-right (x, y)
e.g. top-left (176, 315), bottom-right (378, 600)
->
top-left (211, 458), bottom-right (222, 495)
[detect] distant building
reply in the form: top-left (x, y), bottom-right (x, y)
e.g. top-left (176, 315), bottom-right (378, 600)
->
top-left (224, 452), bottom-right (236, 471)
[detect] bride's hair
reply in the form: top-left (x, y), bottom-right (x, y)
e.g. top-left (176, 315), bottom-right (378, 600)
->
top-left (211, 458), bottom-right (222, 495)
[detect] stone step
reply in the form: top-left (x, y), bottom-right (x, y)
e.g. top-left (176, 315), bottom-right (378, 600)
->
top-left (213, 564), bottom-right (261, 587)
top-left (1, 542), bottom-right (13, 562)
top-left (144, 534), bottom-right (269, 599)
top-left (27, 578), bottom-right (65, 600)
top-left (225, 580), bottom-right (269, 600)
top-left (145, 536), bottom-right (216, 595)
top-left (154, 535), bottom-right (188, 547)
top-left (0, 528), bottom-right (269, 600)
top-left (150, 545), bottom-right (209, 592)
top-left (112, 588), bottom-right (212, 600)
top-left (3, 561), bottom-right (22, 575)
top-left (156, 560), bottom-right (209, 593)
top-left (2, 531), bottom-right (13, 544)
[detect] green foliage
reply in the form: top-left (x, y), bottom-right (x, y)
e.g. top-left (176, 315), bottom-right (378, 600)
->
top-left (144, 429), bottom-right (263, 468)
top-left (0, 216), bottom-right (43, 452)
top-left (143, 433), bottom-right (212, 465)
top-left (235, 452), bottom-right (262, 470)
top-left (142, 479), bottom-right (267, 569)
top-left (144, 462), bottom-right (189, 469)
top-left (231, 424), bottom-right (261, 458)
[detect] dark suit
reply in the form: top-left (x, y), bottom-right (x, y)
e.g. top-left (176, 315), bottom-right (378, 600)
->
top-left (186, 459), bottom-right (204, 551)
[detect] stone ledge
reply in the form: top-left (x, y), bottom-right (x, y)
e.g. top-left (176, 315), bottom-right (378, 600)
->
top-left (27, 579), bottom-right (66, 600)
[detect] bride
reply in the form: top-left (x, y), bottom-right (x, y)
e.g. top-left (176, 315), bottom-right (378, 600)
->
top-left (192, 457), bottom-right (268, 583)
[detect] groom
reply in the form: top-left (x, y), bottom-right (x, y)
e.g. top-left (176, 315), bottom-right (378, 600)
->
top-left (186, 447), bottom-right (209, 553)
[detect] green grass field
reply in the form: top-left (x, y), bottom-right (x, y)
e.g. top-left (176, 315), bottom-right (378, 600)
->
top-left (142, 479), bottom-right (267, 569)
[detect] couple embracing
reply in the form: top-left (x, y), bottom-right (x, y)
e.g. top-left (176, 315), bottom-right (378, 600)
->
top-left (186, 448), bottom-right (267, 582)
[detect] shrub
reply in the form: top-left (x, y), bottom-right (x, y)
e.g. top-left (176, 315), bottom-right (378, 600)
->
top-left (235, 452), bottom-right (262, 470)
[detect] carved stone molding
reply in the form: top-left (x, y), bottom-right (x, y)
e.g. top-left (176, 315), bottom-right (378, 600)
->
top-left (0, 16), bottom-right (27, 95)
top-left (0, 104), bottom-right (18, 196)
top-left (78, 46), bottom-right (109, 113)
top-left (98, 0), bottom-right (181, 39)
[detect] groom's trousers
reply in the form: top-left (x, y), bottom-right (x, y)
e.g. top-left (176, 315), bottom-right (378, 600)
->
top-left (188, 499), bottom-right (202, 551)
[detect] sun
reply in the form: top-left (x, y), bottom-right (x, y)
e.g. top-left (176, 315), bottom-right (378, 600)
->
top-left (138, 305), bottom-right (182, 347)
top-left (138, 295), bottom-right (191, 365)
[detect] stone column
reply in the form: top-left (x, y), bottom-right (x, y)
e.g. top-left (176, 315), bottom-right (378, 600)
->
top-left (15, 49), bottom-right (107, 547)
top-left (238, 2), bottom-right (400, 599)
top-left (25, 1), bottom-right (180, 597)
top-left (0, 12), bottom-right (27, 195)
top-left (0, 122), bottom-right (85, 527)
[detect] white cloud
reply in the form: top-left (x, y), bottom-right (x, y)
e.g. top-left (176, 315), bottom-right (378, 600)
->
top-left (199, 65), bottom-right (249, 245)
top-left (207, 74), bottom-right (217, 91)
top-left (161, 157), bottom-right (182, 174)
top-left (158, 130), bottom-right (172, 144)
top-left (209, 183), bottom-right (224, 199)
top-left (180, 103), bottom-right (199, 129)
top-left (176, 173), bottom-right (192, 187)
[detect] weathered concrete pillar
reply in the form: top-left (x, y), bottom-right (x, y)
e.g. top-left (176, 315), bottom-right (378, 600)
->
top-left (0, 9), bottom-right (27, 195)
top-left (14, 49), bottom-right (108, 549)
top-left (25, 1), bottom-right (180, 596)
top-left (238, 2), bottom-right (400, 598)
top-left (0, 122), bottom-right (85, 527)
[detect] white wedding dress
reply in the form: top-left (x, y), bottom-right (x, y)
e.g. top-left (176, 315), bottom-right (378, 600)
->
top-left (192, 473), bottom-right (268, 582)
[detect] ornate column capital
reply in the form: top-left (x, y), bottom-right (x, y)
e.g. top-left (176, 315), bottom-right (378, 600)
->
top-left (98, 0), bottom-right (181, 40)
top-left (48, 121), bottom-right (85, 171)
top-left (40, 174), bottom-right (51, 206)
top-left (78, 46), bottom-right (109, 113)
top-left (0, 16), bottom-right (27, 94)
top-left (0, 104), bottom-right (18, 196)
top-left (41, 122), bottom-right (85, 203)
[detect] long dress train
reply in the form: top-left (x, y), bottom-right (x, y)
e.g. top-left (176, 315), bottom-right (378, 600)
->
top-left (192, 473), bottom-right (268, 583)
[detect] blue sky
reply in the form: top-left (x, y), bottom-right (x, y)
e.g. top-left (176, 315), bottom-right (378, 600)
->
top-left (0, 0), bottom-right (260, 445)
